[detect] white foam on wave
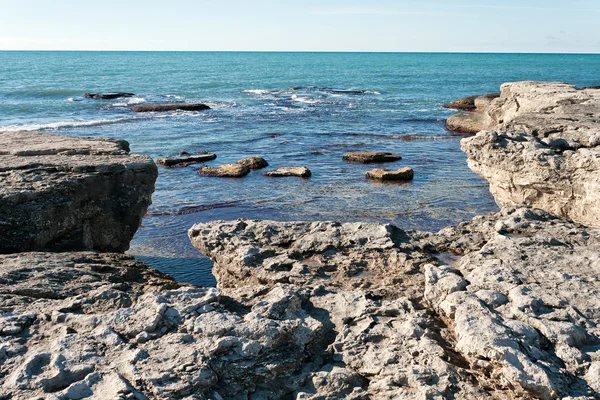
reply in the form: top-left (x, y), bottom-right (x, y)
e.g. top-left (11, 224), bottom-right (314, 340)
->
top-left (165, 94), bottom-right (184, 100)
top-left (243, 89), bottom-right (282, 95)
top-left (291, 94), bottom-right (320, 104)
top-left (113, 97), bottom-right (146, 107)
top-left (0, 116), bottom-right (145, 132)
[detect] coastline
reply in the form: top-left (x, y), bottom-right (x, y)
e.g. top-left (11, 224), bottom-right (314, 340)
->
top-left (2, 81), bottom-right (600, 398)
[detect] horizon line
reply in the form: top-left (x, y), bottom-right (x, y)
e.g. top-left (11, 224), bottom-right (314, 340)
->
top-left (1, 50), bottom-right (599, 55)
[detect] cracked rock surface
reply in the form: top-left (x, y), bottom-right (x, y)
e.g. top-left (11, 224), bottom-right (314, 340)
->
top-left (456, 82), bottom-right (600, 227)
top-left (0, 131), bottom-right (157, 253)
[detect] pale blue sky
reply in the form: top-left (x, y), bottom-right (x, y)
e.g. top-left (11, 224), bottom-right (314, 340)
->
top-left (1, 0), bottom-right (599, 52)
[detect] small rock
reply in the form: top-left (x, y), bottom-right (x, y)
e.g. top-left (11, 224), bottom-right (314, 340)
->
top-left (263, 167), bottom-right (312, 178)
top-left (131, 103), bottom-right (210, 112)
top-left (365, 167), bottom-right (414, 181)
top-left (342, 152), bottom-right (402, 163)
top-left (237, 156), bottom-right (269, 170)
top-left (84, 92), bottom-right (135, 99)
top-left (198, 164), bottom-right (250, 177)
top-left (444, 95), bottom-right (479, 110)
top-left (157, 153), bottom-right (217, 167)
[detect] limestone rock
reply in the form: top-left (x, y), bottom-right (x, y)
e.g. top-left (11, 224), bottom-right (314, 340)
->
top-left (0, 131), bottom-right (157, 253)
top-left (365, 167), bottom-right (414, 181)
top-left (157, 153), bottom-right (217, 167)
top-left (444, 93), bottom-right (499, 110)
top-left (342, 151), bottom-right (401, 163)
top-left (263, 166), bottom-right (312, 178)
top-left (131, 103), bottom-right (210, 112)
top-left (197, 164), bottom-right (250, 177)
top-left (236, 156), bottom-right (268, 170)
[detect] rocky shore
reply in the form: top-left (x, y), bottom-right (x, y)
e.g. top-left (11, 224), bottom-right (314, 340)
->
top-left (2, 81), bottom-right (600, 399)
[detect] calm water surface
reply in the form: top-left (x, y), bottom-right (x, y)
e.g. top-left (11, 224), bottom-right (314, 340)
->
top-left (1, 52), bottom-right (599, 285)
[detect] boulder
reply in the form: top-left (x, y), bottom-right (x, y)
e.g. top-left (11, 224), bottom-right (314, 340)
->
top-left (263, 166), bottom-right (312, 178)
top-left (131, 103), bottom-right (210, 112)
top-left (0, 131), bottom-right (157, 253)
top-left (342, 152), bottom-right (401, 163)
top-left (83, 92), bottom-right (135, 100)
top-left (157, 153), bottom-right (217, 167)
top-left (197, 164), bottom-right (249, 177)
top-left (365, 167), bottom-right (414, 181)
top-left (444, 93), bottom-right (499, 110)
top-left (236, 156), bottom-right (268, 170)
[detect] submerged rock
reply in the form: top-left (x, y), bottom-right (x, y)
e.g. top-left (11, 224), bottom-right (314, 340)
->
top-left (263, 166), bottom-right (312, 178)
top-left (131, 103), bottom-right (210, 112)
top-left (459, 81), bottom-right (600, 227)
top-left (0, 131), bottom-right (157, 253)
top-left (157, 153), bottom-right (217, 167)
top-left (236, 156), bottom-right (268, 170)
top-left (83, 92), bottom-right (135, 99)
top-left (365, 166), bottom-right (414, 181)
top-left (197, 164), bottom-right (249, 177)
top-left (342, 151), bottom-right (402, 163)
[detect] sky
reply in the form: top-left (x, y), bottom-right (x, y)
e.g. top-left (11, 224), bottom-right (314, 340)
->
top-left (0, 0), bottom-right (599, 53)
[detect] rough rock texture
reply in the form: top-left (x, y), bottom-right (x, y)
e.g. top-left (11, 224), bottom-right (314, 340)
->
top-left (131, 103), bottom-right (210, 112)
top-left (366, 167), bottom-right (414, 181)
top-left (444, 93), bottom-right (499, 110)
top-left (157, 153), bottom-right (217, 167)
top-left (459, 82), bottom-right (600, 227)
top-left (187, 207), bottom-right (600, 399)
top-left (342, 152), bottom-right (402, 163)
top-left (83, 92), bottom-right (135, 100)
top-left (0, 131), bottom-right (157, 253)
top-left (197, 164), bottom-right (250, 178)
top-left (236, 156), bottom-right (269, 170)
top-left (263, 166), bottom-right (312, 178)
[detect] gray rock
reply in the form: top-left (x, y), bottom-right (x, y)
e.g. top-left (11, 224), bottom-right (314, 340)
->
top-left (0, 131), bottom-right (157, 253)
top-left (365, 166), bottom-right (414, 181)
top-left (342, 151), bottom-right (402, 163)
top-left (83, 92), bottom-right (135, 100)
top-left (236, 156), bottom-right (269, 170)
top-left (157, 153), bottom-right (217, 167)
top-left (131, 103), bottom-right (210, 112)
top-left (197, 164), bottom-right (250, 177)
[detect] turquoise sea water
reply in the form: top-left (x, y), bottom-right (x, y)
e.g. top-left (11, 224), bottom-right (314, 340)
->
top-left (1, 51), bottom-right (599, 286)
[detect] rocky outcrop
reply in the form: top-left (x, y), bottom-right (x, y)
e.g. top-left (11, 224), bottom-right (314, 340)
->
top-left (131, 103), bottom-right (210, 112)
top-left (197, 164), bottom-right (250, 177)
top-left (236, 156), bottom-right (268, 170)
top-left (458, 82), bottom-right (600, 227)
top-left (83, 92), bottom-right (135, 100)
top-left (444, 93), bottom-right (499, 110)
top-left (188, 207), bottom-right (600, 398)
top-left (157, 153), bottom-right (217, 167)
top-left (366, 167), bottom-right (414, 181)
top-left (263, 166), bottom-right (312, 178)
top-left (342, 151), bottom-right (401, 163)
top-left (0, 131), bottom-right (157, 253)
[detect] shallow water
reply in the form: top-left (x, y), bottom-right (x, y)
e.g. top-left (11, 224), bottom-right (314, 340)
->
top-left (1, 51), bottom-right (599, 286)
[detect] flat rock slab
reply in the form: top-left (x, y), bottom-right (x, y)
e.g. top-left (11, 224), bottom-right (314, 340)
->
top-left (236, 156), bottom-right (268, 170)
top-left (197, 164), bottom-right (249, 177)
top-left (131, 103), bottom-right (210, 112)
top-left (0, 131), bottom-right (157, 253)
top-left (157, 153), bottom-right (217, 167)
top-left (83, 92), bottom-right (135, 100)
top-left (263, 166), bottom-right (311, 177)
top-left (342, 151), bottom-right (401, 163)
top-left (366, 166), bottom-right (414, 181)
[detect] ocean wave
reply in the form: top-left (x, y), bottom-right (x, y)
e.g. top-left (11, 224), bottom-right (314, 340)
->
top-left (0, 116), bottom-right (147, 132)
top-left (243, 89), bottom-right (283, 95)
top-left (112, 97), bottom-right (146, 107)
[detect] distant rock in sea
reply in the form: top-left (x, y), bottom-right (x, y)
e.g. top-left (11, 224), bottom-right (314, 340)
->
top-left (131, 103), bottom-right (211, 112)
top-left (84, 92), bottom-right (135, 99)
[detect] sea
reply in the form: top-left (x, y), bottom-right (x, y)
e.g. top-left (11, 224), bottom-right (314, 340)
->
top-left (1, 51), bottom-right (599, 286)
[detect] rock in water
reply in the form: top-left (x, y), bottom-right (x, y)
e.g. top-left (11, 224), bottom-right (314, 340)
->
top-left (365, 167), bottom-right (414, 181)
top-left (263, 166), bottom-right (312, 177)
top-left (131, 103), bottom-right (210, 112)
top-left (236, 156), bottom-right (268, 170)
top-left (157, 153), bottom-right (217, 167)
top-left (83, 92), bottom-right (135, 99)
top-left (342, 151), bottom-right (402, 163)
top-left (197, 164), bottom-right (250, 177)
top-left (459, 81), bottom-right (600, 227)
top-left (444, 93), bottom-right (499, 110)
top-left (0, 131), bottom-right (157, 253)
